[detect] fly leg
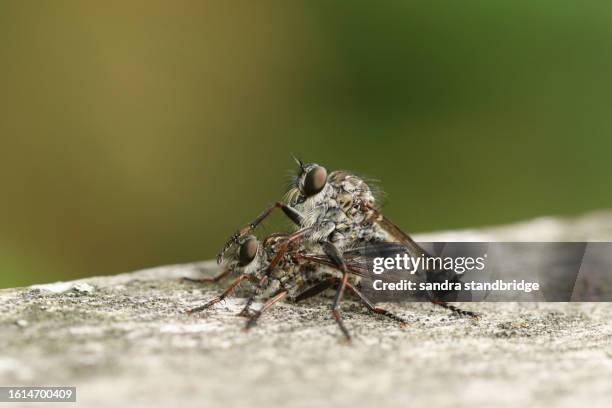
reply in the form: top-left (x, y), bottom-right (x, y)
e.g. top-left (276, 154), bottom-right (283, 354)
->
top-left (237, 295), bottom-right (256, 317)
top-left (322, 241), bottom-right (352, 342)
top-left (345, 282), bottom-right (409, 327)
top-left (186, 274), bottom-right (256, 314)
top-left (431, 300), bottom-right (480, 319)
top-left (244, 289), bottom-right (288, 330)
top-left (295, 278), bottom-right (408, 327)
top-left (181, 268), bottom-right (230, 284)
top-left (217, 202), bottom-right (304, 263)
top-left (236, 279), bottom-right (267, 317)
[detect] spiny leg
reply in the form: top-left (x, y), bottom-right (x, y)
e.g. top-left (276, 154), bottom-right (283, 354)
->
top-left (181, 268), bottom-right (230, 284)
top-left (236, 278), bottom-right (268, 317)
top-left (186, 274), bottom-right (254, 314)
top-left (244, 290), bottom-right (288, 330)
top-left (237, 296), bottom-right (256, 317)
top-left (322, 241), bottom-right (352, 341)
top-left (331, 272), bottom-right (351, 341)
top-left (431, 300), bottom-right (480, 319)
top-left (217, 202), bottom-right (304, 264)
top-left (345, 282), bottom-right (409, 327)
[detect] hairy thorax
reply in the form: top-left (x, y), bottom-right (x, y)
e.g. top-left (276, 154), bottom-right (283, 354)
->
top-left (298, 171), bottom-right (388, 249)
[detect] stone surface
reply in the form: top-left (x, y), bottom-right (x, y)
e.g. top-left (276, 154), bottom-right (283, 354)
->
top-left (1, 212), bottom-right (612, 408)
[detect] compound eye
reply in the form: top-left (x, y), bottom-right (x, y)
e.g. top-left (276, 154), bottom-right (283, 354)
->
top-left (238, 236), bottom-right (258, 266)
top-left (303, 166), bottom-right (327, 197)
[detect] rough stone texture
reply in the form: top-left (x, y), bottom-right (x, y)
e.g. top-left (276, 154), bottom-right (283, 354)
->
top-left (1, 212), bottom-right (612, 408)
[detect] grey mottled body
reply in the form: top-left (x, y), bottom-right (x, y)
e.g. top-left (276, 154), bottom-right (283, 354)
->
top-left (209, 160), bottom-right (478, 339)
top-left (287, 169), bottom-right (391, 251)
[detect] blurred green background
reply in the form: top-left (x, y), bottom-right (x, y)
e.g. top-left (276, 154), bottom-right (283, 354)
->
top-left (1, 1), bottom-right (611, 288)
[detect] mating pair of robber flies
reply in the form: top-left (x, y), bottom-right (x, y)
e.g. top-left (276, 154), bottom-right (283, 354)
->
top-left (184, 158), bottom-right (478, 340)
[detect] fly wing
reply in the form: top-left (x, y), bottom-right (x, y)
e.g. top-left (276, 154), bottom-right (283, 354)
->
top-left (298, 242), bottom-right (431, 301)
top-left (342, 242), bottom-right (415, 278)
top-left (297, 241), bottom-right (466, 302)
top-left (296, 253), bottom-right (370, 278)
top-left (298, 242), bottom-right (422, 280)
top-left (367, 206), bottom-right (430, 258)
top-left (365, 206), bottom-right (469, 301)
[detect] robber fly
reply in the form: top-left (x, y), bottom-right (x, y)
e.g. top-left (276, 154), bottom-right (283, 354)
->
top-left (186, 234), bottom-right (409, 334)
top-left (215, 159), bottom-right (478, 339)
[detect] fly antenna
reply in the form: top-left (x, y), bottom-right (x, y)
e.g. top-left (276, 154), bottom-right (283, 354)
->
top-left (292, 155), bottom-right (304, 171)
